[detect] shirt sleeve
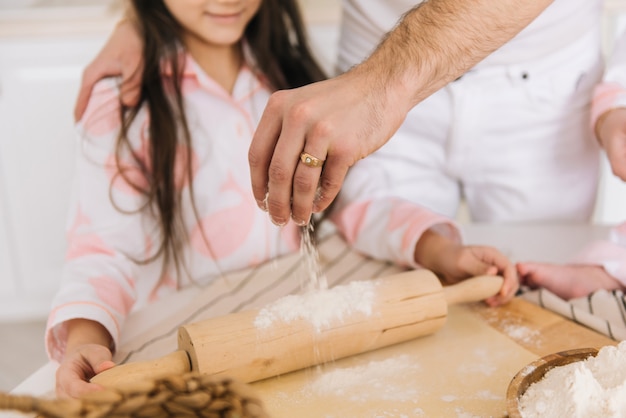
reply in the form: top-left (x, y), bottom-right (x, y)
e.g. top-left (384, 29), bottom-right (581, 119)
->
top-left (331, 196), bottom-right (460, 269)
top-left (330, 154), bottom-right (460, 268)
top-left (45, 78), bottom-right (153, 362)
top-left (591, 30), bottom-right (626, 132)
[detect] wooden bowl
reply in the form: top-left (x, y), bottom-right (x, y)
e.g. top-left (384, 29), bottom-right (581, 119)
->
top-left (506, 347), bottom-right (598, 418)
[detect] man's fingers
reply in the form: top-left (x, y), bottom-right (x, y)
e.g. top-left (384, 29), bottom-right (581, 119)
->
top-left (609, 154), bottom-right (626, 181)
top-left (265, 122), bottom-right (307, 225)
top-left (119, 60), bottom-right (144, 108)
top-left (249, 93), bottom-right (286, 211)
top-left (74, 75), bottom-right (95, 122)
top-left (74, 60), bottom-right (120, 121)
top-left (265, 157), bottom-right (297, 226)
top-left (312, 154), bottom-right (349, 213)
top-left (291, 150), bottom-right (326, 225)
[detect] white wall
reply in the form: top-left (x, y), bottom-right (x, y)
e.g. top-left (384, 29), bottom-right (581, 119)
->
top-left (0, 1), bottom-right (119, 320)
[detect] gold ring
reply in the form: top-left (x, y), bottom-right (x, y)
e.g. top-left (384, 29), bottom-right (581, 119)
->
top-left (300, 152), bottom-right (325, 168)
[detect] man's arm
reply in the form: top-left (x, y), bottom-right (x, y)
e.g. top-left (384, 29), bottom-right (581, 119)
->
top-left (74, 5), bottom-right (143, 122)
top-left (248, 0), bottom-right (554, 226)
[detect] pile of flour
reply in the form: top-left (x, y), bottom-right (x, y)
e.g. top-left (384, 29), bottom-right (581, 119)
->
top-left (519, 341), bottom-right (626, 417)
top-left (253, 280), bottom-right (377, 331)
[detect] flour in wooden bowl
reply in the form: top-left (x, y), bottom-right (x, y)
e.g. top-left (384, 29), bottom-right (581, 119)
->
top-left (519, 341), bottom-right (626, 417)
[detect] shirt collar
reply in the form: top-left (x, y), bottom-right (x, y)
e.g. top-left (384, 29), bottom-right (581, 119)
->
top-left (161, 43), bottom-right (267, 100)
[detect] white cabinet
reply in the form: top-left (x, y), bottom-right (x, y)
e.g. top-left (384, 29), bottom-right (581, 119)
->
top-left (0, 0), bottom-right (121, 321)
top-left (0, 35), bottom-right (109, 320)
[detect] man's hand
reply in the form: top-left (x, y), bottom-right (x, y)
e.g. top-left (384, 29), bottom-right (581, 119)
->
top-left (74, 19), bottom-right (144, 121)
top-left (596, 108), bottom-right (626, 181)
top-left (248, 69), bottom-right (410, 226)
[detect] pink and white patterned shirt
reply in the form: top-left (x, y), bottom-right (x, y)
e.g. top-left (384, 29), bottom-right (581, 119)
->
top-left (46, 54), bottom-right (459, 362)
top-left (45, 56), bottom-right (303, 361)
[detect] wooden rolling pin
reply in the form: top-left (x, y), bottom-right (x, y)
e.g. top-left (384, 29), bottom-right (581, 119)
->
top-left (92, 270), bottom-right (503, 387)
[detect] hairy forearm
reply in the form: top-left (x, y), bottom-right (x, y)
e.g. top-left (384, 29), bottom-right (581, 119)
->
top-left (354, 0), bottom-right (554, 110)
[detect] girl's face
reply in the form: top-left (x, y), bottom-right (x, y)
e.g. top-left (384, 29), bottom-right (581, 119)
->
top-left (164, 0), bottom-right (262, 51)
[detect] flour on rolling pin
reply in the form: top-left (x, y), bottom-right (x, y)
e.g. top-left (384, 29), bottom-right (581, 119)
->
top-left (264, 223), bottom-right (390, 331)
top-left (254, 223), bottom-right (377, 331)
top-left (254, 280), bottom-right (378, 331)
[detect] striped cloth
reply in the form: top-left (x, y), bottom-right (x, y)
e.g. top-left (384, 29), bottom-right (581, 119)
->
top-left (520, 288), bottom-right (626, 341)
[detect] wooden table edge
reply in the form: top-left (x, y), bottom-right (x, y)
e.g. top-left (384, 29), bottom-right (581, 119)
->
top-left (469, 297), bottom-right (616, 357)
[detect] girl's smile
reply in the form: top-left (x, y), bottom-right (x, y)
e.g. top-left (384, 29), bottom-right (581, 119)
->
top-left (204, 10), bottom-right (245, 24)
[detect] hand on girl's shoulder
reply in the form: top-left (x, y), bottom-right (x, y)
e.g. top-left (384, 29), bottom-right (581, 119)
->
top-left (77, 76), bottom-right (125, 137)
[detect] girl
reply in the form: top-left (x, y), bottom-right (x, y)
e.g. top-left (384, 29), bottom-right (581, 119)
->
top-left (47, 0), bottom-right (326, 398)
top-left (49, 0), bottom-right (517, 399)
top-left (517, 30), bottom-right (626, 300)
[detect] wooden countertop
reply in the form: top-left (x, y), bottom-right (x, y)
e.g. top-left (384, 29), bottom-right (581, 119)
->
top-left (250, 295), bottom-right (614, 417)
top-left (4, 226), bottom-right (618, 418)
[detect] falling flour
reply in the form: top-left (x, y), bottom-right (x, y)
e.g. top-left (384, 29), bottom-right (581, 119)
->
top-left (299, 222), bottom-right (327, 291)
top-left (254, 280), bottom-right (377, 331)
top-left (519, 341), bottom-right (626, 417)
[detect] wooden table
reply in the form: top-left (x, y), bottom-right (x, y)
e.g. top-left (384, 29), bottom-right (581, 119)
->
top-left (463, 223), bottom-right (617, 355)
top-left (472, 298), bottom-right (615, 356)
top-left (3, 224), bottom-right (617, 418)
top-left (249, 295), bottom-right (615, 418)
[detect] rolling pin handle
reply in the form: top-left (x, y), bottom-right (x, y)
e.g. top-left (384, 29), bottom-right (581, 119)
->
top-left (90, 350), bottom-right (192, 387)
top-left (443, 275), bottom-right (504, 305)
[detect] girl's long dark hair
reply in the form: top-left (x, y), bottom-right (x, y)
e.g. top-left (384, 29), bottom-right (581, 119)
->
top-left (118, 0), bottom-right (326, 276)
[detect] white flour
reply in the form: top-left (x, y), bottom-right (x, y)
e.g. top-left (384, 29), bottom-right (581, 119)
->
top-left (308, 355), bottom-right (421, 402)
top-left (501, 322), bottom-right (540, 345)
top-left (519, 341), bottom-right (626, 417)
top-left (300, 222), bottom-right (328, 291)
top-left (254, 280), bottom-right (377, 331)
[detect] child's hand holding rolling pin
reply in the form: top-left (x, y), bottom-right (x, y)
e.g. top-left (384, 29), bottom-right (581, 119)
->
top-left (413, 229), bottom-right (518, 307)
top-left (54, 319), bottom-right (115, 398)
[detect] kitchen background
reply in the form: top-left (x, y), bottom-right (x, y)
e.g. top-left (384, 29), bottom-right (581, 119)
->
top-left (0, 0), bottom-right (625, 390)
